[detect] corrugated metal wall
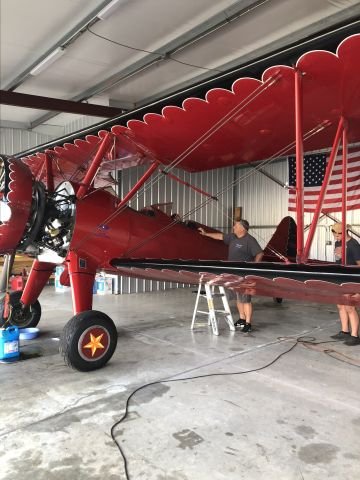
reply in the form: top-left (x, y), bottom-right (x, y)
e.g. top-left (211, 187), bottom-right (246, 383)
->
top-left (0, 127), bottom-right (56, 155)
top-left (63, 116), bottom-right (100, 136)
top-left (235, 159), bottom-right (360, 262)
top-left (118, 164), bottom-right (234, 293)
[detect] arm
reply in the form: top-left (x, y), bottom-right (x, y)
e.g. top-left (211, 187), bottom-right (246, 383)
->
top-left (254, 252), bottom-right (264, 262)
top-left (198, 227), bottom-right (224, 241)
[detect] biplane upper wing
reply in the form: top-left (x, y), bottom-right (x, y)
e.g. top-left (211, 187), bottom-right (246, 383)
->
top-left (20, 34), bottom-right (360, 187)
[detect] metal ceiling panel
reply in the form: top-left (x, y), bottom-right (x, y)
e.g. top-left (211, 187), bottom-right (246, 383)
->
top-left (1, 0), bottom-right (359, 131)
top-left (0, 0), bottom-right (106, 87)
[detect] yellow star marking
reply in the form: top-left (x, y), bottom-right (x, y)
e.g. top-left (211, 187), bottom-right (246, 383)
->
top-left (83, 333), bottom-right (105, 357)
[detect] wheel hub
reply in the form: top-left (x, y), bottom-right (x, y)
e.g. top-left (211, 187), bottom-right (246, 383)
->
top-left (78, 325), bottom-right (110, 361)
top-left (10, 304), bottom-right (31, 327)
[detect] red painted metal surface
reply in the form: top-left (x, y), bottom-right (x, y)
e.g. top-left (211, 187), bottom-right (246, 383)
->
top-left (76, 132), bottom-right (113, 199)
top-left (0, 158), bottom-right (33, 253)
top-left (67, 251), bottom-right (98, 314)
top-left (45, 154), bottom-right (54, 193)
top-left (294, 68), bottom-right (304, 262)
top-left (116, 161), bottom-right (158, 209)
top-left (262, 216), bottom-right (296, 262)
top-left (341, 127), bottom-right (348, 264)
top-left (70, 188), bottom-right (228, 270)
top-left (20, 35), bottom-right (360, 186)
top-left (37, 188), bottom-right (225, 314)
top-left (21, 261), bottom-right (55, 305)
top-left (303, 117), bottom-right (344, 262)
top-left (113, 266), bottom-right (360, 307)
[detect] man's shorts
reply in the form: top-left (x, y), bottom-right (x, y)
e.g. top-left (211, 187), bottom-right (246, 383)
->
top-left (236, 292), bottom-right (252, 303)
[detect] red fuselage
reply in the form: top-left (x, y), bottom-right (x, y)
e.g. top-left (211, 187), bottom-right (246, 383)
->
top-left (70, 187), bottom-right (228, 268)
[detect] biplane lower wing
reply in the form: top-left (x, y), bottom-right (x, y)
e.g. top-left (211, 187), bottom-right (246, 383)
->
top-left (111, 259), bottom-right (360, 307)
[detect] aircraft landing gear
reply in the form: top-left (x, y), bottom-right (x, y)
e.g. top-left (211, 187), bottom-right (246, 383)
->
top-left (59, 310), bottom-right (118, 372)
top-left (0, 290), bottom-right (42, 328)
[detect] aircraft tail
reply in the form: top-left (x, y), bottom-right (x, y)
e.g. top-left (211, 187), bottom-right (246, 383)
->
top-left (263, 216), bottom-right (296, 262)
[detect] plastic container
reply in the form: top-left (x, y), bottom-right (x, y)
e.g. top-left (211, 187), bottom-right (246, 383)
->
top-left (19, 327), bottom-right (39, 340)
top-left (96, 275), bottom-right (113, 295)
top-left (0, 326), bottom-right (20, 360)
top-left (54, 266), bottom-right (70, 293)
top-left (96, 276), bottom-right (105, 295)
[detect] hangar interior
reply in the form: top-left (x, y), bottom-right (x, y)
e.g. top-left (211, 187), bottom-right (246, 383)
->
top-left (1, 1), bottom-right (360, 479)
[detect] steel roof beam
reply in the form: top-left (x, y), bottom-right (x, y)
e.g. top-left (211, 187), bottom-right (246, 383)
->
top-left (0, 90), bottom-right (123, 117)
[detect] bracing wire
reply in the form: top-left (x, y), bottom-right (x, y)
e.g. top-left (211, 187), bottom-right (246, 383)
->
top-left (72, 119), bottom-right (329, 255)
top-left (71, 63), bottom-right (329, 255)
top-left (71, 78), bottom-right (282, 249)
top-left (120, 122), bottom-right (328, 258)
top-left (144, 73), bottom-right (281, 194)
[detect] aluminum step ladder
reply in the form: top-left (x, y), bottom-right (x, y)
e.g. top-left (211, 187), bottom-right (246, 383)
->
top-left (191, 283), bottom-right (235, 335)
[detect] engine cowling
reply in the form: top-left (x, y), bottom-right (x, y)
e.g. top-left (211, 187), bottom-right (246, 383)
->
top-left (0, 156), bottom-right (33, 254)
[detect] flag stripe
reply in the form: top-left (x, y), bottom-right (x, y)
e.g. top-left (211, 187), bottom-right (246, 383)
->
top-left (288, 182), bottom-right (360, 196)
top-left (288, 150), bottom-right (360, 213)
top-left (289, 193), bottom-right (360, 205)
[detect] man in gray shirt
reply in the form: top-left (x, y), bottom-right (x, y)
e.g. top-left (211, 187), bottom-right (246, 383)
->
top-left (199, 219), bottom-right (263, 332)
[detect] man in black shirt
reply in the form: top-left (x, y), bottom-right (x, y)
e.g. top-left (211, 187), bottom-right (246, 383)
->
top-left (199, 219), bottom-right (263, 332)
top-left (331, 223), bottom-right (360, 346)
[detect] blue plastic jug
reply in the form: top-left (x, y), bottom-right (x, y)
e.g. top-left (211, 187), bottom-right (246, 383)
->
top-left (0, 326), bottom-right (20, 360)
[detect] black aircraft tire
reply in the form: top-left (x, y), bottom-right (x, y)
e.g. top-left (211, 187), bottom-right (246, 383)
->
top-left (0, 290), bottom-right (42, 328)
top-left (60, 310), bottom-right (118, 372)
top-left (273, 297), bottom-right (283, 304)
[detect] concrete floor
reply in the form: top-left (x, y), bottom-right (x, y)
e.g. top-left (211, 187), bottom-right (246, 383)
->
top-left (0, 286), bottom-right (359, 480)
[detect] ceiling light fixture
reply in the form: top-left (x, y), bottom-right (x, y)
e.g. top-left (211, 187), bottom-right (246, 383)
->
top-left (97, 0), bottom-right (124, 20)
top-left (29, 47), bottom-right (66, 76)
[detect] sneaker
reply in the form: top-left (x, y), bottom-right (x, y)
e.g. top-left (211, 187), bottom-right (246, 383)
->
top-left (241, 323), bottom-right (252, 333)
top-left (330, 331), bottom-right (350, 340)
top-left (234, 319), bottom-right (246, 328)
top-left (344, 336), bottom-right (360, 346)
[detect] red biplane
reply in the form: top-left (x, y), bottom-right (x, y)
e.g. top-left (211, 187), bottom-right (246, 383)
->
top-left (0, 34), bottom-right (359, 371)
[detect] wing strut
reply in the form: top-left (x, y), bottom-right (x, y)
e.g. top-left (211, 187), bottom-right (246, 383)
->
top-left (116, 161), bottom-right (159, 209)
top-left (303, 117), bottom-right (344, 262)
top-left (161, 170), bottom-right (218, 200)
top-left (45, 154), bottom-right (54, 193)
top-left (341, 126), bottom-right (348, 265)
top-left (294, 68), bottom-right (304, 263)
top-left (76, 132), bottom-right (114, 200)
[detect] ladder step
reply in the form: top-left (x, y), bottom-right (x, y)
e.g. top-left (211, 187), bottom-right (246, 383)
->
top-left (191, 283), bottom-right (234, 335)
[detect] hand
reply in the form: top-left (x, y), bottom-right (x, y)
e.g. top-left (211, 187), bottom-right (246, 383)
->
top-left (334, 246), bottom-right (342, 261)
top-left (198, 227), bottom-right (205, 235)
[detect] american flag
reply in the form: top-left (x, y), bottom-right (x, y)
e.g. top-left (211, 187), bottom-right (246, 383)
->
top-left (288, 149), bottom-right (360, 213)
